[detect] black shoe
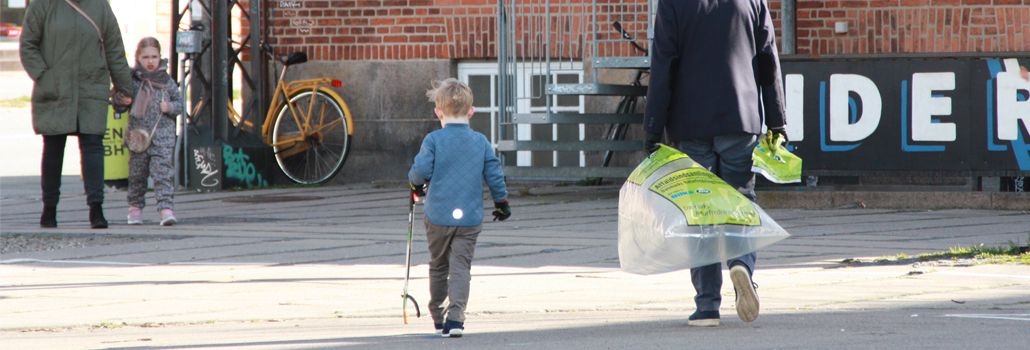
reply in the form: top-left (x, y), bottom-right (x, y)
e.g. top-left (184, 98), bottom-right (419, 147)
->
top-left (433, 322), bottom-right (444, 335)
top-left (40, 205), bottom-right (57, 228)
top-left (441, 319), bottom-right (464, 338)
top-left (687, 310), bottom-right (720, 327)
top-left (89, 203), bottom-right (108, 229)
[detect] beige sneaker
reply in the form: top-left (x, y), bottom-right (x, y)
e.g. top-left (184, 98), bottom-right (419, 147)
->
top-left (730, 265), bottom-right (759, 322)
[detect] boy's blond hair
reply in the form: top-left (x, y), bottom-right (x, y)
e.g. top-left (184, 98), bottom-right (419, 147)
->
top-left (426, 78), bottom-right (473, 118)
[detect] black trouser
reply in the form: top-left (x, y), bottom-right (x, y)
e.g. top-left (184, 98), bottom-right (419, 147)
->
top-left (41, 134), bottom-right (105, 206)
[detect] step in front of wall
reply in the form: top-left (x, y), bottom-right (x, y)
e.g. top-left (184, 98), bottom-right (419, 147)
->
top-left (593, 56), bottom-right (651, 69)
top-left (546, 83), bottom-right (647, 96)
top-left (504, 166), bottom-right (633, 179)
top-left (512, 113), bottom-right (642, 124)
top-left (0, 50), bottom-right (19, 60)
top-left (497, 140), bottom-right (642, 152)
top-left (0, 60), bottom-right (24, 72)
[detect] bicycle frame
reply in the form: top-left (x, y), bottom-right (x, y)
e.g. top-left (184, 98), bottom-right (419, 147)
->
top-left (259, 64), bottom-right (355, 151)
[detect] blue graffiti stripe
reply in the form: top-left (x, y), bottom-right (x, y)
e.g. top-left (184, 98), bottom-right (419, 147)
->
top-left (848, 96), bottom-right (858, 124)
top-left (820, 81), bottom-right (861, 152)
top-left (986, 59), bottom-right (1008, 151)
top-left (1012, 125), bottom-right (1030, 171)
top-left (987, 81), bottom-right (1008, 151)
top-left (900, 80), bottom-right (945, 152)
top-left (986, 59), bottom-right (1003, 79)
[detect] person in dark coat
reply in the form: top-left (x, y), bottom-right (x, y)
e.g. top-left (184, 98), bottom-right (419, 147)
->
top-left (20, 0), bottom-right (134, 228)
top-left (643, 0), bottom-right (787, 327)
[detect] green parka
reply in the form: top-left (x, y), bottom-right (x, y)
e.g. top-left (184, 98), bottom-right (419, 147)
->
top-left (19, 0), bottom-right (133, 136)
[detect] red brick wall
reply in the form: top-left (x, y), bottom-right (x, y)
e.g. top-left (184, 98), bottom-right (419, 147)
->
top-left (263, 0), bottom-right (649, 61)
top-left (788, 0), bottom-right (1030, 55)
top-left (263, 0), bottom-right (1029, 61)
top-left (265, 0), bottom-right (494, 60)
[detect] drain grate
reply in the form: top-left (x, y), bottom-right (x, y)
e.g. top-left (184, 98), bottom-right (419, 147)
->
top-left (222, 195), bottom-right (325, 203)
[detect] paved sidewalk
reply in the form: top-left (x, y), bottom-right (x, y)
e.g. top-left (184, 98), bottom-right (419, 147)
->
top-left (1, 176), bottom-right (1029, 349)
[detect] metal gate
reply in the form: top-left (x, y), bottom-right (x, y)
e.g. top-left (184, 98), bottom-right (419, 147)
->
top-left (496, 0), bottom-right (654, 179)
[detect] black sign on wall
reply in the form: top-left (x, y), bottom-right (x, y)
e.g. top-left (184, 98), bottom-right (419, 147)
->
top-left (780, 56), bottom-right (1030, 176)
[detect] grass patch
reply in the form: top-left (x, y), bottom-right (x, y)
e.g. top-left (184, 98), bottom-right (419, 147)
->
top-left (856, 234), bottom-right (1030, 266)
top-left (0, 96), bottom-right (31, 108)
top-left (914, 243), bottom-right (1029, 264)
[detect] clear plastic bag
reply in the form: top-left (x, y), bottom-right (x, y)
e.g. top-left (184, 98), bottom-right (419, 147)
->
top-left (618, 145), bottom-right (790, 275)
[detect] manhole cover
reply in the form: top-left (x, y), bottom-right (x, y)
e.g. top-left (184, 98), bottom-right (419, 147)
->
top-left (222, 195), bottom-right (324, 203)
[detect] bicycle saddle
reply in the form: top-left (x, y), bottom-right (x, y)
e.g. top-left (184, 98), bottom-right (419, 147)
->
top-left (281, 52), bottom-right (308, 66)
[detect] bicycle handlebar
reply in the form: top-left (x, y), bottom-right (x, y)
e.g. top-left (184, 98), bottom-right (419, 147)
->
top-left (612, 21), bottom-right (647, 54)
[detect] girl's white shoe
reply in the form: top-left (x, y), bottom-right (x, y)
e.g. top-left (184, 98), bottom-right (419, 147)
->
top-left (127, 207), bottom-right (143, 225)
top-left (159, 209), bottom-right (177, 226)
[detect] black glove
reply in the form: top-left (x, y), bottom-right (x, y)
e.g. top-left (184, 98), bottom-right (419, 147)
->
top-left (769, 127), bottom-right (788, 143)
top-left (644, 133), bottom-right (662, 153)
top-left (491, 199), bottom-right (511, 221)
top-left (409, 183), bottom-right (426, 199)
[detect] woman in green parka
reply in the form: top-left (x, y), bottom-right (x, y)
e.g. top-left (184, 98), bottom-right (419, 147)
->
top-left (20, 0), bottom-right (134, 228)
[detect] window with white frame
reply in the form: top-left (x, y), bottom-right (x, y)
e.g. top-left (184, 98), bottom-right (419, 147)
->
top-left (458, 62), bottom-right (585, 167)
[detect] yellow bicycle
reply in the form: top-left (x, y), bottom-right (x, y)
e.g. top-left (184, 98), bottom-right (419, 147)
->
top-left (212, 50), bottom-right (354, 185)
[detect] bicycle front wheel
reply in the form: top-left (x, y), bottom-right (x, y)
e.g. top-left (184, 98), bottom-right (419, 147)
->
top-left (271, 90), bottom-right (351, 185)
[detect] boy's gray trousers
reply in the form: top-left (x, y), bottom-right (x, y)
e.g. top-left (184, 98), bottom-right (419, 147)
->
top-left (424, 219), bottom-right (481, 323)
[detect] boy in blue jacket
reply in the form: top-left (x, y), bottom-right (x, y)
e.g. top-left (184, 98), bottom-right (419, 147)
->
top-left (409, 78), bottom-right (511, 338)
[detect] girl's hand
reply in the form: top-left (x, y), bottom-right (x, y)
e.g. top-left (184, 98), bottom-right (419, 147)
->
top-left (160, 101), bottom-right (171, 113)
top-left (1021, 66), bottom-right (1029, 81)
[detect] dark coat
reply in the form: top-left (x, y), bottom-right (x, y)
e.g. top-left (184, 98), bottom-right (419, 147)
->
top-left (645, 0), bottom-right (786, 141)
top-left (19, 0), bottom-right (133, 136)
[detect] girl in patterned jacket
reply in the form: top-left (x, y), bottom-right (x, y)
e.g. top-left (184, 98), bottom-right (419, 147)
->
top-left (119, 37), bottom-right (183, 226)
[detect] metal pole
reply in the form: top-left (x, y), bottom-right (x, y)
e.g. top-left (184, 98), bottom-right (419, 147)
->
top-left (545, 0), bottom-right (551, 113)
top-left (782, 0), bottom-right (796, 55)
top-left (497, 0), bottom-right (508, 142)
top-left (250, 0), bottom-right (265, 125)
top-left (212, 0), bottom-right (229, 141)
top-left (171, 0), bottom-right (180, 79)
top-left (177, 57), bottom-right (189, 188)
top-left (591, 0), bottom-right (597, 83)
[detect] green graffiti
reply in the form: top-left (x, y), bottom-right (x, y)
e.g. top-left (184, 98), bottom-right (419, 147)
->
top-left (222, 145), bottom-right (269, 188)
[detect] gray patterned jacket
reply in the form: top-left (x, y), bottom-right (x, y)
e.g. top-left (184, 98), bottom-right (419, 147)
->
top-left (116, 66), bottom-right (183, 150)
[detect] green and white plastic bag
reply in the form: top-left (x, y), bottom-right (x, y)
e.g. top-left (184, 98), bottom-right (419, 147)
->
top-left (751, 132), bottom-right (802, 184)
top-left (618, 145), bottom-right (790, 275)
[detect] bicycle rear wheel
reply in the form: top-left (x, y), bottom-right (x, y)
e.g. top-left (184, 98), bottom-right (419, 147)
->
top-left (271, 90), bottom-right (351, 184)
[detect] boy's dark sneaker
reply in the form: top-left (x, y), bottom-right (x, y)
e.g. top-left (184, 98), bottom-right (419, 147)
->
top-left (441, 319), bottom-right (464, 338)
top-left (434, 322), bottom-right (444, 335)
top-left (687, 310), bottom-right (720, 327)
top-left (730, 264), bottom-right (759, 322)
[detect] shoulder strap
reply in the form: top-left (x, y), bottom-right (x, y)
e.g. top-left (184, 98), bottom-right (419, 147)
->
top-left (62, 0), bottom-right (104, 46)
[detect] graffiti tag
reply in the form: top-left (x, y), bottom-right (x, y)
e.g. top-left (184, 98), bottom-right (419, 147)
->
top-left (279, 0), bottom-right (301, 8)
top-left (223, 145), bottom-right (269, 188)
top-left (193, 148), bottom-right (220, 188)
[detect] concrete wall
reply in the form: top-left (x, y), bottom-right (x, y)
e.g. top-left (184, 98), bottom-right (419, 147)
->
top-left (283, 60), bottom-right (454, 184)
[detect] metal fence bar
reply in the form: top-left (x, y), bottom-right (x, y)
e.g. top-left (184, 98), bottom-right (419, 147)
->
top-left (497, 0), bottom-right (651, 142)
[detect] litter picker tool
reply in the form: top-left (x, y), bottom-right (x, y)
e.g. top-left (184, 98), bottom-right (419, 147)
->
top-left (401, 191), bottom-right (422, 324)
